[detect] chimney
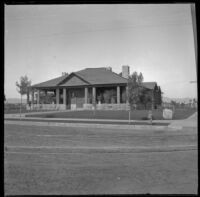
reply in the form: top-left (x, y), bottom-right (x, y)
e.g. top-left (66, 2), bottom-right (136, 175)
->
top-left (62, 72), bottom-right (68, 76)
top-left (122, 65), bottom-right (130, 78)
top-left (105, 67), bottom-right (112, 72)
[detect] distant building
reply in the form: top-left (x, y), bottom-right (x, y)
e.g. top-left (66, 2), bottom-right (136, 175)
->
top-left (28, 66), bottom-right (162, 110)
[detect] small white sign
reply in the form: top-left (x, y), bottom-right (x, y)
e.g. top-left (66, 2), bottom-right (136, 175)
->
top-left (163, 109), bottom-right (173, 119)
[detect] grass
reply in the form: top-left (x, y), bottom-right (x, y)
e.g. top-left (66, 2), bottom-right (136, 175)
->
top-left (5, 118), bottom-right (170, 126)
top-left (25, 108), bottom-right (197, 120)
top-left (4, 107), bottom-right (58, 114)
top-left (4, 103), bottom-right (59, 114)
top-left (173, 108), bottom-right (197, 119)
top-left (4, 109), bottom-right (58, 114)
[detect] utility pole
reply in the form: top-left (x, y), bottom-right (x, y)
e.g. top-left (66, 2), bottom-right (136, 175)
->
top-left (20, 87), bottom-right (22, 120)
top-left (190, 4), bottom-right (197, 68)
top-left (189, 81), bottom-right (197, 108)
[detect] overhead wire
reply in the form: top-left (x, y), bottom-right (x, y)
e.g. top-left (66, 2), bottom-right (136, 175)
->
top-left (6, 21), bottom-right (192, 40)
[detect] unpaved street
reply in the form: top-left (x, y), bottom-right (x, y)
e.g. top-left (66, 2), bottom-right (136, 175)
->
top-left (4, 123), bottom-right (197, 195)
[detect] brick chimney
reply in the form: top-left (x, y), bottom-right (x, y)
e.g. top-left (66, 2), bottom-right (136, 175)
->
top-left (122, 65), bottom-right (130, 78)
top-left (105, 67), bottom-right (112, 72)
top-left (62, 72), bottom-right (68, 76)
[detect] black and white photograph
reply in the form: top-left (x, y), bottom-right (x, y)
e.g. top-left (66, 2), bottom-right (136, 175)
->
top-left (4, 3), bottom-right (197, 195)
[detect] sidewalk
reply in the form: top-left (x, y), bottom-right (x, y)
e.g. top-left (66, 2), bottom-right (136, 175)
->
top-left (4, 113), bottom-right (172, 125)
top-left (168, 112), bottom-right (198, 130)
top-left (4, 110), bottom-right (172, 123)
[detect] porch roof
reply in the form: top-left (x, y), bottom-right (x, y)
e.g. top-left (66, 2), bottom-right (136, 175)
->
top-left (31, 75), bottom-right (67, 88)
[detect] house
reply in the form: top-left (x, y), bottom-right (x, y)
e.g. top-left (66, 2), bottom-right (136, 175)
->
top-left (28, 66), bottom-right (162, 110)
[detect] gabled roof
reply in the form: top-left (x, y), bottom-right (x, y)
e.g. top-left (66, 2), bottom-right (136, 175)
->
top-left (32, 68), bottom-right (128, 88)
top-left (74, 67), bottom-right (127, 85)
top-left (31, 67), bottom-right (159, 89)
top-left (141, 82), bottom-right (157, 90)
top-left (59, 73), bottom-right (90, 87)
top-left (32, 75), bottom-right (67, 88)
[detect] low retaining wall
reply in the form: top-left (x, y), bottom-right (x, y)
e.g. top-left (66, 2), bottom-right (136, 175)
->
top-left (83, 103), bottom-right (130, 110)
top-left (83, 104), bottom-right (93, 110)
top-left (26, 104), bottom-right (66, 111)
top-left (97, 103), bottom-right (130, 110)
top-left (27, 103), bottom-right (130, 111)
top-left (71, 104), bottom-right (77, 110)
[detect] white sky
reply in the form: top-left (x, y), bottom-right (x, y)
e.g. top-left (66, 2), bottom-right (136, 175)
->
top-left (5, 4), bottom-right (197, 98)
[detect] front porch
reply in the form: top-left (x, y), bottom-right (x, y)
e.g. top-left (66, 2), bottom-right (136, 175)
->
top-left (27, 85), bottom-right (130, 111)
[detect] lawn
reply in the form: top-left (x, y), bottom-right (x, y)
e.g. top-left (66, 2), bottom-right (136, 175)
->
top-left (4, 103), bottom-right (58, 114)
top-left (4, 106), bottom-right (58, 114)
top-left (4, 109), bottom-right (57, 114)
top-left (25, 108), bottom-right (197, 120)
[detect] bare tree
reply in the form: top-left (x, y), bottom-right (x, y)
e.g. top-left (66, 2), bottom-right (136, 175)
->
top-left (16, 75), bottom-right (31, 117)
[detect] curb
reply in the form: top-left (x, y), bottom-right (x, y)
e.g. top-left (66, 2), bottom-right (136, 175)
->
top-left (4, 117), bottom-right (170, 125)
top-left (4, 116), bottom-right (172, 123)
top-left (5, 145), bottom-right (197, 154)
top-left (4, 119), bottom-right (175, 131)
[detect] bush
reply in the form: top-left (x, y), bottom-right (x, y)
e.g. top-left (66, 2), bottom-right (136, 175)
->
top-left (111, 97), bottom-right (116, 104)
top-left (141, 117), bottom-right (148, 120)
top-left (141, 115), bottom-right (155, 120)
top-left (103, 90), bottom-right (111, 103)
top-left (45, 114), bottom-right (55, 118)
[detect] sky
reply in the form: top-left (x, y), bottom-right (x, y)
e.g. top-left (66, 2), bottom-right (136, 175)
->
top-left (5, 4), bottom-right (197, 99)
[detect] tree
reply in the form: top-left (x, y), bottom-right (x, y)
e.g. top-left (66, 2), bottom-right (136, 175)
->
top-left (181, 102), bottom-right (185, 108)
top-left (171, 100), bottom-right (178, 109)
top-left (16, 75), bottom-right (31, 116)
top-left (170, 100), bottom-right (177, 111)
top-left (157, 86), bottom-right (162, 105)
top-left (139, 88), bottom-right (152, 109)
top-left (127, 71), bottom-right (144, 110)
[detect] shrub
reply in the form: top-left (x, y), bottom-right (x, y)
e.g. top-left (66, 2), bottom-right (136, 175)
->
top-left (103, 90), bottom-right (111, 103)
top-left (111, 97), bottom-right (116, 104)
top-left (45, 114), bottom-right (55, 118)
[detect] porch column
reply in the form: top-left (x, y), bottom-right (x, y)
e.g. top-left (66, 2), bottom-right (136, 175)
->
top-left (126, 86), bottom-right (129, 103)
top-left (117, 86), bottom-right (120, 104)
top-left (92, 87), bottom-right (96, 104)
top-left (56, 88), bottom-right (60, 104)
top-left (37, 89), bottom-right (40, 104)
top-left (63, 88), bottom-right (66, 105)
top-left (85, 87), bottom-right (88, 104)
top-left (31, 89), bottom-right (34, 104)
